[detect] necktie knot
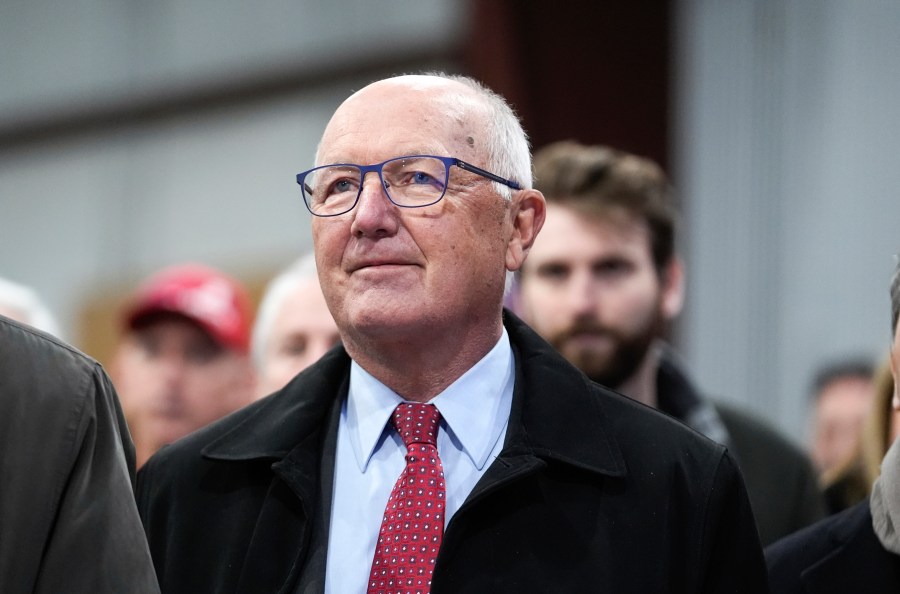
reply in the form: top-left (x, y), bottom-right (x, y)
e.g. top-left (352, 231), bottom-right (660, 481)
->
top-left (391, 403), bottom-right (441, 448)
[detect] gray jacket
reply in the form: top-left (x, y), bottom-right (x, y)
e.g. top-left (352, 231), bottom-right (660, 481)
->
top-left (0, 315), bottom-right (159, 594)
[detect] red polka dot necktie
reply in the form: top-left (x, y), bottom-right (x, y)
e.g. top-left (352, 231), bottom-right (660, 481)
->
top-left (367, 403), bottom-right (445, 594)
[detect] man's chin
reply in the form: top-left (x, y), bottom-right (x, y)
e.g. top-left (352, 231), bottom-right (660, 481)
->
top-left (560, 333), bottom-right (615, 352)
top-left (559, 343), bottom-right (612, 369)
top-left (147, 418), bottom-right (194, 448)
top-left (555, 348), bottom-right (631, 389)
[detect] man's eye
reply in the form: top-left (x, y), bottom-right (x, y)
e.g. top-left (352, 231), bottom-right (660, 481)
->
top-left (411, 171), bottom-right (437, 185)
top-left (329, 178), bottom-right (357, 194)
top-left (280, 336), bottom-right (308, 357)
top-left (185, 341), bottom-right (221, 365)
top-left (536, 264), bottom-right (569, 282)
top-left (594, 260), bottom-right (632, 279)
top-left (137, 336), bottom-right (161, 359)
top-left (315, 178), bottom-right (359, 206)
top-left (395, 170), bottom-right (444, 193)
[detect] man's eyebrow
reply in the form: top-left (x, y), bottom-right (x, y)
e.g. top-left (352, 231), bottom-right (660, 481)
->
top-left (322, 151), bottom-right (447, 164)
top-left (533, 260), bottom-right (570, 272)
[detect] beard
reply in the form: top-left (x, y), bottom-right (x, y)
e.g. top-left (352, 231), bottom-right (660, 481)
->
top-left (546, 310), bottom-right (665, 389)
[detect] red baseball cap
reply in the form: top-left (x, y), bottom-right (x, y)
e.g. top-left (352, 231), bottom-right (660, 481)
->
top-left (123, 264), bottom-right (253, 354)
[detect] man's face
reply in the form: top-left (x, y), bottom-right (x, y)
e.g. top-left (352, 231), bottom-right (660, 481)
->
top-left (113, 314), bottom-right (254, 467)
top-left (810, 376), bottom-right (873, 473)
top-left (257, 278), bottom-right (340, 397)
top-left (519, 203), bottom-right (678, 388)
top-left (311, 78), bottom-right (523, 350)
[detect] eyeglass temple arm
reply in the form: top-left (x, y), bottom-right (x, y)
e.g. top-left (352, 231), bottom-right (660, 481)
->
top-left (453, 160), bottom-right (522, 190)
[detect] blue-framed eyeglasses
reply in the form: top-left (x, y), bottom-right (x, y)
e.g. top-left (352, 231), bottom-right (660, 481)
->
top-left (296, 154), bottom-right (521, 217)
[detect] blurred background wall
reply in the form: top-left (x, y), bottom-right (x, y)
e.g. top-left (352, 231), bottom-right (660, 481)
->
top-left (1, 0), bottom-right (898, 445)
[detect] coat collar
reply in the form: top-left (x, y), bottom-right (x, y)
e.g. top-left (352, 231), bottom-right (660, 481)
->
top-left (203, 310), bottom-right (626, 479)
top-left (199, 311), bottom-right (627, 593)
top-left (201, 346), bottom-right (350, 461)
top-left (499, 310), bottom-right (626, 477)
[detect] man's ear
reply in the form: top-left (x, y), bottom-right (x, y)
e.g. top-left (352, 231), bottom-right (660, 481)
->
top-left (661, 256), bottom-right (685, 320)
top-left (506, 189), bottom-right (546, 272)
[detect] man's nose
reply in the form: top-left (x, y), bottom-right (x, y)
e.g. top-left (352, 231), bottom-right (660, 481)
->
top-left (350, 172), bottom-right (399, 237)
top-left (157, 353), bottom-right (188, 384)
top-left (566, 271), bottom-right (599, 316)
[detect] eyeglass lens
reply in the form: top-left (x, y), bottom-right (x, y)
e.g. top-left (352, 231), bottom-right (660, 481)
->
top-left (303, 156), bottom-right (449, 215)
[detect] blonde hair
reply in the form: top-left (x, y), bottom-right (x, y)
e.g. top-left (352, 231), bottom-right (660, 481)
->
top-left (858, 357), bottom-right (896, 485)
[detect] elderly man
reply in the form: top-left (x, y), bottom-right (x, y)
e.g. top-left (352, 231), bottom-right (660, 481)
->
top-left (136, 73), bottom-right (767, 593)
top-left (515, 140), bottom-right (824, 545)
top-left (251, 252), bottom-right (340, 397)
top-left (766, 261), bottom-right (900, 592)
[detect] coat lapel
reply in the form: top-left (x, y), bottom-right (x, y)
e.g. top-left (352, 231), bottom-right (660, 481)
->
top-left (201, 348), bottom-right (351, 594)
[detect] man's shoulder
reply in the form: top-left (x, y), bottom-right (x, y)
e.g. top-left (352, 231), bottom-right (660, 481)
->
top-left (766, 500), bottom-right (899, 591)
top-left (0, 315), bottom-right (106, 418)
top-left (0, 315), bottom-right (99, 382)
top-left (507, 310), bottom-right (729, 473)
top-left (522, 358), bottom-right (732, 490)
top-left (144, 396), bottom-right (271, 469)
top-left (135, 391), bottom-right (308, 529)
top-left (139, 350), bottom-right (350, 489)
top-left (766, 498), bottom-right (867, 559)
top-left (597, 381), bottom-right (731, 464)
top-left (713, 401), bottom-right (809, 465)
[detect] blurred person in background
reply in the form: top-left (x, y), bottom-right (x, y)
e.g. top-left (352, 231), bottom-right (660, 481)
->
top-left (516, 140), bottom-right (824, 546)
top-left (111, 263), bottom-right (256, 468)
top-left (809, 357), bottom-right (876, 478)
top-left (767, 258), bottom-right (900, 592)
top-left (821, 358), bottom-right (900, 514)
top-left (0, 275), bottom-right (62, 337)
top-left (0, 312), bottom-right (159, 593)
top-left (251, 252), bottom-right (340, 398)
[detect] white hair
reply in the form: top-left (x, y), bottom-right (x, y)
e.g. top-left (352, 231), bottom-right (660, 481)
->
top-left (0, 275), bottom-right (62, 337)
top-left (436, 73), bottom-right (534, 199)
top-left (250, 253), bottom-right (319, 369)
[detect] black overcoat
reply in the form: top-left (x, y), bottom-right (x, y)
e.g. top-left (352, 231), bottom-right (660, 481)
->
top-left (137, 312), bottom-right (768, 593)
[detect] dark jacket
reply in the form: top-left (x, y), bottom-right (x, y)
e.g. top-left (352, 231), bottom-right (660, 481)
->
top-left (766, 499), bottom-right (900, 592)
top-left (137, 312), bottom-right (768, 593)
top-left (657, 351), bottom-right (825, 545)
top-left (0, 315), bottom-right (160, 594)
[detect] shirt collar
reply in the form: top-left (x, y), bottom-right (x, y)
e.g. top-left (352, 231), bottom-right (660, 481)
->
top-left (346, 327), bottom-right (514, 472)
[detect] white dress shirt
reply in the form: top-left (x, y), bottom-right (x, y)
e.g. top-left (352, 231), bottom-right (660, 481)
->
top-left (323, 328), bottom-right (515, 593)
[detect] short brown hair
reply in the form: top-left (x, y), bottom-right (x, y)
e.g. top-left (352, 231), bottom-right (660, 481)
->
top-left (533, 141), bottom-right (677, 272)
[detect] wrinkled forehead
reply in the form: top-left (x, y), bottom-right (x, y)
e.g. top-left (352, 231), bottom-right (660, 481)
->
top-left (318, 77), bottom-right (489, 164)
